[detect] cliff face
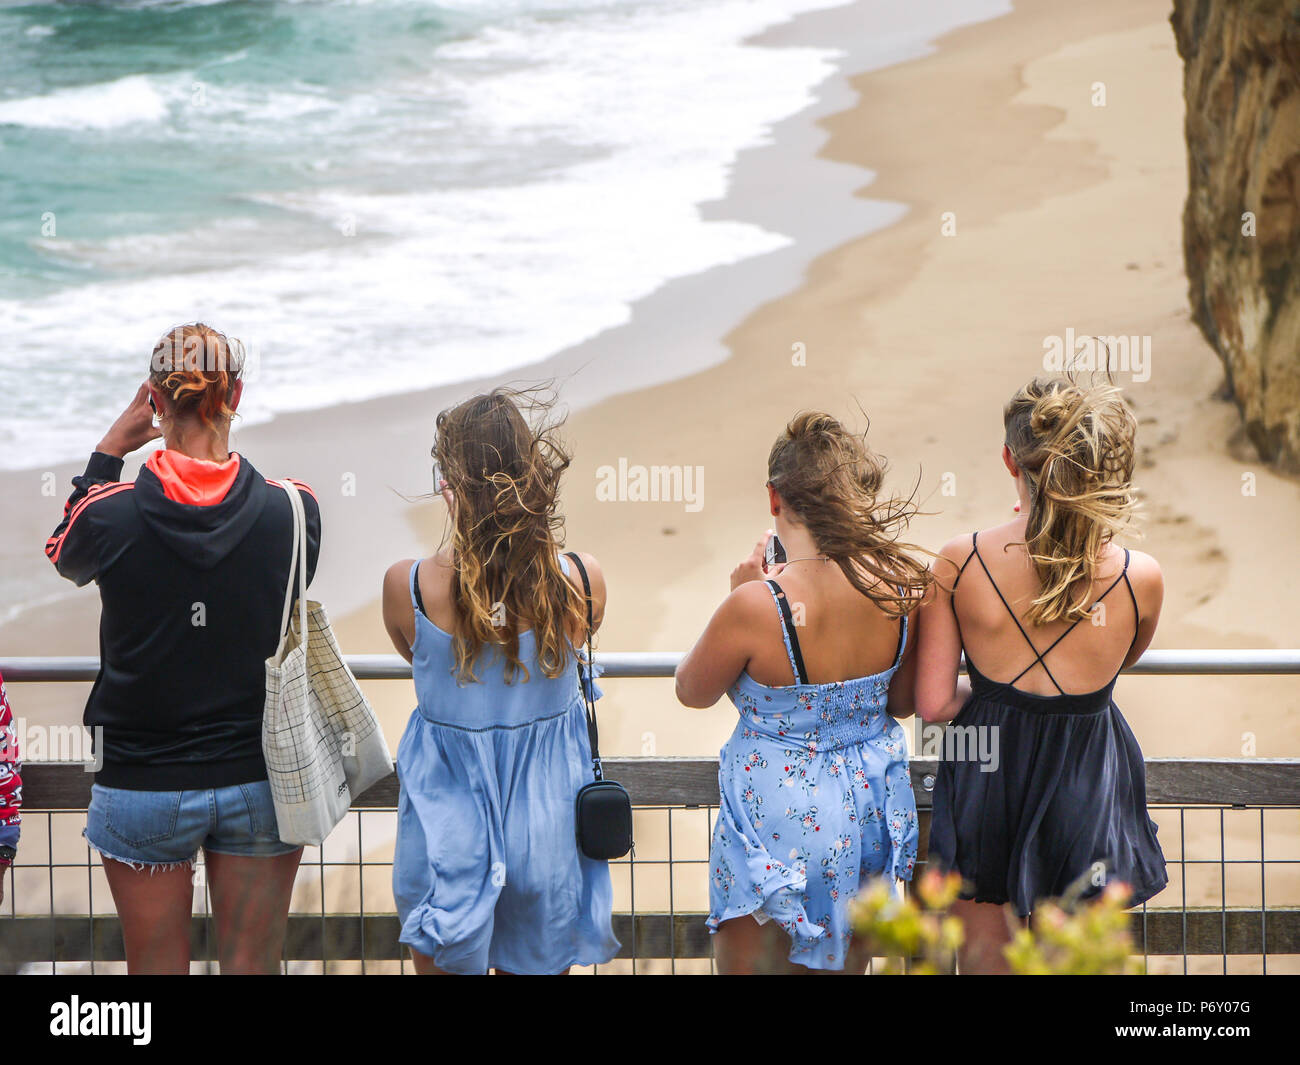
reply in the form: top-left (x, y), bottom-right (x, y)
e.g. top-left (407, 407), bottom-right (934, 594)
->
top-left (1172, 0), bottom-right (1300, 473)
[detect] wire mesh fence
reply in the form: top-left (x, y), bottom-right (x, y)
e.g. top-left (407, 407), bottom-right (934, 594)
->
top-left (4, 790), bottom-right (1296, 974)
top-left (3, 652), bottom-right (1297, 974)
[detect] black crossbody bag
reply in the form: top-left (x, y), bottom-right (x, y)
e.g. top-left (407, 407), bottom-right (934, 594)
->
top-left (565, 552), bottom-right (633, 860)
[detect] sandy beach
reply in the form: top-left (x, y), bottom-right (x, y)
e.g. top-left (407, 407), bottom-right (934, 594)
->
top-left (3, 0), bottom-right (1297, 972)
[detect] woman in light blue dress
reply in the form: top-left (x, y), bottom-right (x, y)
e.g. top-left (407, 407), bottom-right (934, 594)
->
top-left (381, 389), bottom-right (618, 975)
top-left (676, 412), bottom-right (930, 973)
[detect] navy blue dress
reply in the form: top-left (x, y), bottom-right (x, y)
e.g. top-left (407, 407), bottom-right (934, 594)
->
top-left (928, 536), bottom-right (1167, 916)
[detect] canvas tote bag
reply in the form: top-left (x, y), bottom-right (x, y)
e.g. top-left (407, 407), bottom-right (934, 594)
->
top-left (262, 479), bottom-right (393, 846)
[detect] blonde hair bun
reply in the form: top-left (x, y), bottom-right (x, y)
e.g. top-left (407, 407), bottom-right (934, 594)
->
top-left (1004, 375), bottom-right (1138, 625)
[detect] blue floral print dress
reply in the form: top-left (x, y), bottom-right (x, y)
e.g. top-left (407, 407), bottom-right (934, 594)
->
top-left (707, 580), bottom-right (918, 970)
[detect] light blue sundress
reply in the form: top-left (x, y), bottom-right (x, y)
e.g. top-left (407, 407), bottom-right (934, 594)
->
top-left (708, 580), bottom-right (918, 970)
top-left (392, 557), bottom-right (619, 974)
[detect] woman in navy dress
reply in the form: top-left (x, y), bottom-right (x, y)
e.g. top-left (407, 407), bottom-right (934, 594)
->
top-left (916, 375), bottom-right (1168, 973)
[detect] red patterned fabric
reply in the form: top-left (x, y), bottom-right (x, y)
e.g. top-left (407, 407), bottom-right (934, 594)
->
top-left (0, 671), bottom-right (20, 863)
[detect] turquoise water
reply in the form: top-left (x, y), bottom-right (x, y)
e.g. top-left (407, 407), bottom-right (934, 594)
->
top-left (0, 0), bottom-right (847, 469)
top-left (0, 0), bottom-right (1015, 628)
top-left (0, 1), bottom-right (484, 294)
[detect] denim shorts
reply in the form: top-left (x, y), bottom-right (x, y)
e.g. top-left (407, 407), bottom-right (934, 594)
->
top-left (84, 780), bottom-right (299, 869)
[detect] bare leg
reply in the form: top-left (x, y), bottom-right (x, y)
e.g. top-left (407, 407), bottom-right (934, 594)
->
top-left (714, 915), bottom-right (805, 974)
top-left (102, 858), bottom-right (195, 975)
top-left (951, 899), bottom-right (1019, 974)
top-left (409, 947), bottom-right (453, 974)
top-left (205, 847), bottom-right (303, 974)
top-left (834, 931), bottom-right (874, 976)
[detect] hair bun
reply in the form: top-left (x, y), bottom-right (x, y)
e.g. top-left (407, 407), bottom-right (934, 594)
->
top-left (1030, 391), bottom-right (1073, 436)
top-left (1003, 374), bottom-right (1139, 626)
top-left (149, 323), bottom-right (243, 432)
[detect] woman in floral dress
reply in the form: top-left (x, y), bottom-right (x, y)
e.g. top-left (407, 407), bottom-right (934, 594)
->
top-left (676, 412), bottom-right (930, 973)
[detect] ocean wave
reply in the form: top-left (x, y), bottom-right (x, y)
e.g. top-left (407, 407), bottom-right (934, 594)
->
top-left (0, 167), bottom-right (792, 470)
top-left (1, 0), bottom-right (849, 472)
top-left (0, 75), bottom-right (171, 131)
top-left (4, 0), bottom-right (1008, 481)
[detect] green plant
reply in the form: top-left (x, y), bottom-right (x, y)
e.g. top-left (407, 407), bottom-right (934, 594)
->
top-left (850, 869), bottom-right (964, 974)
top-left (1004, 881), bottom-right (1144, 975)
top-left (851, 871), bottom-right (1145, 975)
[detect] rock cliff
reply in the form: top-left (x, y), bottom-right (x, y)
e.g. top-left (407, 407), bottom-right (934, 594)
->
top-left (1172, 0), bottom-right (1300, 472)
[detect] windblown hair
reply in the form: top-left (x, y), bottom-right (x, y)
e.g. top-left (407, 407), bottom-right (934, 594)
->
top-left (434, 388), bottom-right (586, 685)
top-left (149, 323), bottom-right (244, 431)
top-left (1003, 375), bottom-right (1138, 626)
top-left (766, 412), bottom-right (930, 617)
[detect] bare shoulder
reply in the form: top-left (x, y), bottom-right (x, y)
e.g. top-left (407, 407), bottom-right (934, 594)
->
top-left (722, 579), bottom-right (777, 624)
top-left (562, 549), bottom-right (608, 624)
top-left (385, 552), bottom-right (452, 607)
top-left (1125, 547), bottom-right (1161, 576)
top-left (939, 533), bottom-right (976, 563)
top-left (562, 549), bottom-right (601, 579)
top-left (561, 550), bottom-right (603, 590)
top-left (932, 533), bottom-right (976, 582)
top-left (1124, 547), bottom-right (1164, 600)
top-left (383, 558), bottom-right (416, 600)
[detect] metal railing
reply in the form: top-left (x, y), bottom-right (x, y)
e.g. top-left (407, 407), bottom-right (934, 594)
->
top-left (2, 650), bottom-right (1298, 974)
top-left (5, 648), bottom-right (1300, 681)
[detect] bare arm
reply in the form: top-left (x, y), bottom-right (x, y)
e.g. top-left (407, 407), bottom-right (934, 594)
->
top-left (676, 537), bottom-right (779, 709)
top-left (885, 608), bottom-right (918, 719)
top-left (679, 584), bottom-right (775, 708)
top-left (382, 559), bottom-right (416, 664)
top-left (914, 537), bottom-right (973, 723)
top-left (562, 550), bottom-right (608, 636)
top-left (1122, 550), bottom-right (1164, 669)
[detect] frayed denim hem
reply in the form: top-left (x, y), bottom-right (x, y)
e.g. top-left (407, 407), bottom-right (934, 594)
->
top-left (83, 829), bottom-right (196, 874)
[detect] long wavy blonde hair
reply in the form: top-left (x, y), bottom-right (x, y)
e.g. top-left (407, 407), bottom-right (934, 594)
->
top-left (434, 388), bottom-right (586, 684)
top-left (1004, 375), bottom-right (1138, 626)
top-left (766, 411), bottom-right (931, 617)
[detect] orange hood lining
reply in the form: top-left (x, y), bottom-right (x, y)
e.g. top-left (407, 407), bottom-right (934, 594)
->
top-left (146, 450), bottom-right (242, 506)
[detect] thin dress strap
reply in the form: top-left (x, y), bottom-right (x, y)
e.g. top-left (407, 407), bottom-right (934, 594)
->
top-left (1121, 549), bottom-right (1139, 643)
top-left (1023, 556), bottom-right (1133, 672)
top-left (948, 532), bottom-right (978, 617)
top-left (952, 532), bottom-right (978, 588)
top-left (969, 533), bottom-right (1068, 695)
top-left (765, 580), bottom-right (808, 685)
top-left (974, 536), bottom-right (1134, 694)
top-left (891, 583), bottom-right (908, 669)
top-left (410, 559), bottom-right (426, 618)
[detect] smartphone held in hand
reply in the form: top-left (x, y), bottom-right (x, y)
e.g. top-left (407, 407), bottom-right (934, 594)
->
top-left (764, 533), bottom-right (786, 568)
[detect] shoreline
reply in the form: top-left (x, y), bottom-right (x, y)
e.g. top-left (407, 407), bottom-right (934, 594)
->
top-left (0, 0), bottom-right (1010, 689)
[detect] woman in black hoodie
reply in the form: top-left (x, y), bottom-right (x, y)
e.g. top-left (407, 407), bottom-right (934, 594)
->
top-left (46, 323), bottom-right (321, 974)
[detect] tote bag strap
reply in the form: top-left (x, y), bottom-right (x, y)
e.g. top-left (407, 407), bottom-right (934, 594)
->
top-left (275, 480), bottom-right (309, 648)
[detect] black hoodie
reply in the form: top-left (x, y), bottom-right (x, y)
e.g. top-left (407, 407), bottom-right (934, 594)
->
top-left (46, 450), bottom-right (321, 790)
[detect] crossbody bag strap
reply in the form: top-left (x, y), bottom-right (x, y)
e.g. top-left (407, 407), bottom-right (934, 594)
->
top-left (564, 551), bottom-right (602, 781)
